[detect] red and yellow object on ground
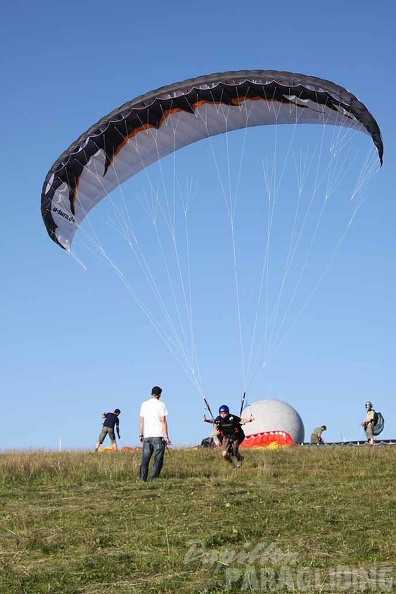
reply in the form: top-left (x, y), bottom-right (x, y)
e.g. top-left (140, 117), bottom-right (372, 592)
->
top-left (240, 431), bottom-right (294, 449)
top-left (98, 446), bottom-right (139, 453)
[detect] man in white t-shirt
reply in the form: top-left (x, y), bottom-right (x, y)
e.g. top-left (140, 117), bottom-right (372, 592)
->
top-left (139, 386), bottom-right (171, 481)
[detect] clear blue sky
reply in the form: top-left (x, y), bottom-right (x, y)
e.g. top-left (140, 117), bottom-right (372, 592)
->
top-left (1, 0), bottom-right (395, 450)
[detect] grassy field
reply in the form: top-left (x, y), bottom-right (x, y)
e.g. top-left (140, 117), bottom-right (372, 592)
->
top-left (0, 446), bottom-right (394, 594)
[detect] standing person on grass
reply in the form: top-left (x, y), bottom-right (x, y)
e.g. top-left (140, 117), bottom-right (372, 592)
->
top-left (203, 404), bottom-right (254, 468)
top-left (139, 386), bottom-right (171, 481)
top-left (362, 401), bottom-right (375, 445)
top-left (94, 409), bottom-right (121, 452)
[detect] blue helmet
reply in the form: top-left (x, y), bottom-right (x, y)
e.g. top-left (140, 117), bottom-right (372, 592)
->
top-left (219, 405), bottom-right (229, 414)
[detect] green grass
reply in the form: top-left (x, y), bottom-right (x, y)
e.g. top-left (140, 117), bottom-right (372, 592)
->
top-left (0, 446), bottom-right (394, 593)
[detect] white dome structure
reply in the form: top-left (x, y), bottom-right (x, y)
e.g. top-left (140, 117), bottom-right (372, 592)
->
top-left (242, 398), bottom-right (305, 444)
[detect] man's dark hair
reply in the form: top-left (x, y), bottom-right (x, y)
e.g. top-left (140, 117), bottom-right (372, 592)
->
top-left (152, 386), bottom-right (162, 396)
top-left (114, 408), bottom-right (121, 414)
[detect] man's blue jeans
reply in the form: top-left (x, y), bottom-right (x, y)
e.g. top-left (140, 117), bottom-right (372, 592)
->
top-left (140, 437), bottom-right (166, 481)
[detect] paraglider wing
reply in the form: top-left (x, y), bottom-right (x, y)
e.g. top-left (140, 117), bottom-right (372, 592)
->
top-left (41, 69), bottom-right (383, 251)
top-left (240, 431), bottom-right (294, 448)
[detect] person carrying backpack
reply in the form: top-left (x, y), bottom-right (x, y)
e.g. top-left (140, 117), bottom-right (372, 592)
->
top-left (203, 405), bottom-right (254, 468)
top-left (361, 401), bottom-right (376, 445)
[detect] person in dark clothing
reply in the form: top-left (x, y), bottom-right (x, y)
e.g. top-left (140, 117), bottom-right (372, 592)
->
top-left (94, 409), bottom-right (121, 452)
top-left (203, 404), bottom-right (254, 468)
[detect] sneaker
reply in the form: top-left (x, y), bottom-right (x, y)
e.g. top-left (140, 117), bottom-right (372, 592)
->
top-left (236, 455), bottom-right (244, 467)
